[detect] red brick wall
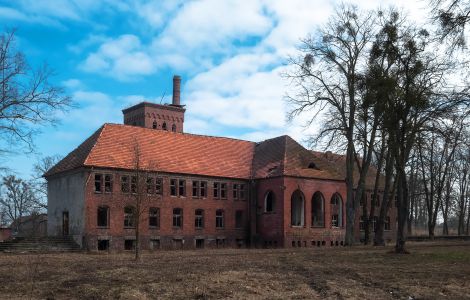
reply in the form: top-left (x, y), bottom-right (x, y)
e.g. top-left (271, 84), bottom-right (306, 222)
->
top-left (84, 170), bottom-right (248, 251)
top-left (123, 104), bottom-right (185, 133)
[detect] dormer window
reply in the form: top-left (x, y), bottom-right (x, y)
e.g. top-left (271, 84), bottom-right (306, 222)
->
top-left (172, 124), bottom-right (176, 132)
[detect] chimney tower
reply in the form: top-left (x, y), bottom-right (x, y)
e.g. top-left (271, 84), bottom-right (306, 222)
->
top-left (172, 75), bottom-right (181, 106)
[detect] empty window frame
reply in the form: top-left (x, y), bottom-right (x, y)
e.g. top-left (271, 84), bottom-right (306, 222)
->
top-left (265, 191), bottom-right (275, 213)
top-left (291, 190), bottom-right (305, 226)
top-left (97, 206), bottom-right (109, 227)
top-left (170, 179), bottom-right (185, 197)
top-left (152, 121), bottom-right (157, 129)
top-left (220, 183), bottom-right (227, 199)
top-left (330, 193), bottom-right (343, 228)
top-left (98, 240), bottom-right (109, 251)
top-left (213, 182), bottom-right (219, 198)
top-left (311, 192), bottom-right (325, 227)
top-left (147, 177), bottom-right (155, 194)
top-left (196, 239), bottom-right (204, 249)
top-left (172, 124), bottom-right (176, 132)
top-left (179, 179), bottom-right (186, 197)
top-left (216, 209), bottom-right (224, 228)
top-left (124, 239), bottom-right (135, 250)
top-left (233, 184), bottom-right (239, 200)
top-left (192, 181), bottom-right (207, 198)
top-left (104, 174), bottom-right (112, 193)
top-left (162, 122), bottom-right (167, 130)
top-left (149, 207), bottom-right (160, 228)
top-left (239, 184), bottom-right (246, 200)
top-left (121, 175), bottom-right (130, 193)
top-left (170, 179), bottom-right (177, 196)
top-left (173, 208), bottom-right (183, 228)
top-left (195, 209), bottom-right (204, 229)
top-left (94, 174), bottom-right (102, 193)
top-left (155, 177), bottom-right (163, 195)
top-left (124, 206), bottom-right (136, 228)
top-left (235, 210), bottom-right (243, 229)
top-left (131, 176), bottom-right (137, 194)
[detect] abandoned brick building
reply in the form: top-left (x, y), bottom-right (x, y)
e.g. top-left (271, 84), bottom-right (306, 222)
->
top-left (45, 76), bottom-right (396, 251)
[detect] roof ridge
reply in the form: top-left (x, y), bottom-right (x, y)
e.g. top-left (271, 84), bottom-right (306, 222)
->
top-left (103, 123), bottom-right (257, 144)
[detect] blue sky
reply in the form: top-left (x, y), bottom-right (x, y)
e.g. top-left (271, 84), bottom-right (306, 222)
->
top-left (0, 0), bottom-right (427, 178)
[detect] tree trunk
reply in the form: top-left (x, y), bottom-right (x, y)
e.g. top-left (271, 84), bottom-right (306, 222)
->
top-left (344, 129), bottom-right (356, 246)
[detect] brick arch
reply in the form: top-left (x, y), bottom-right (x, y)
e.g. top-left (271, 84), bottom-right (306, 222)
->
top-left (291, 189), bottom-right (305, 227)
top-left (264, 190), bottom-right (275, 213)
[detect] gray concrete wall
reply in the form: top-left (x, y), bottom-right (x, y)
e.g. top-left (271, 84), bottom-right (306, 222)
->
top-left (47, 171), bottom-right (86, 246)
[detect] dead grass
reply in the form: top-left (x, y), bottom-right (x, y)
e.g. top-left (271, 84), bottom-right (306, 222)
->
top-left (0, 241), bottom-right (469, 299)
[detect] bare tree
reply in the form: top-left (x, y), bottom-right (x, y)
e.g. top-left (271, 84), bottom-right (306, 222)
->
top-left (430, 0), bottom-right (470, 49)
top-left (285, 4), bottom-right (376, 245)
top-left (0, 29), bottom-right (71, 156)
top-left (0, 175), bottom-right (36, 233)
top-left (30, 155), bottom-right (62, 210)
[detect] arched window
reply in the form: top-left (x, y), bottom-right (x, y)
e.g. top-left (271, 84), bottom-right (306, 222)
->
top-left (124, 206), bottom-right (135, 228)
top-left (291, 190), bottom-right (305, 226)
top-left (172, 124), bottom-right (176, 132)
top-left (311, 192), bottom-right (325, 227)
top-left (195, 209), bottom-right (204, 229)
top-left (264, 191), bottom-right (275, 213)
top-left (330, 193), bottom-right (343, 228)
top-left (216, 209), bottom-right (224, 228)
top-left (162, 122), bottom-right (167, 130)
top-left (152, 121), bottom-right (157, 129)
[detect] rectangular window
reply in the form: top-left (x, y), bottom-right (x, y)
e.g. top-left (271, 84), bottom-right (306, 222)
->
top-left (104, 174), bottom-right (112, 193)
top-left (147, 177), bottom-right (155, 194)
top-left (155, 177), bottom-right (163, 195)
top-left (213, 182), bottom-right (219, 198)
top-left (124, 206), bottom-right (135, 228)
top-left (170, 179), bottom-right (177, 196)
top-left (97, 206), bottom-right (109, 227)
top-left (195, 209), bottom-right (204, 229)
top-left (196, 239), bottom-right (204, 249)
top-left (216, 210), bottom-right (224, 228)
top-left (331, 214), bottom-right (339, 227)
top-left (235, 210), bottom-right (243, 229)
top-left (179, 179), bottom-right (186, 197)
top-left (98, 240), bottom-right (109, 251)
top-left (233, 184), bottom-right (238, 200)
top-left (130, 176), bottom-right (137, 194)
top-left (94, 174), bottom-right (102, 193)
top-left (173, 208), bottom-right (183, 228)
top-left (359, 216), bottom-right (365, 231)
top-left (150, 239), bottom-right (160, 250)
top-left (121, 175), bottom-right (130, 193)
top-left (200, 181), bottom-right (207, 198)
top-left (220, 183), bottom-right (227, 199)
top-left (239, 184), bottom-right (246, 200)
top-left (149, 207), bottom-right (160, 228)
top-left (124, 240), bottom-right (135, 250)
top-left (192, 181), bottom-right (200, 198)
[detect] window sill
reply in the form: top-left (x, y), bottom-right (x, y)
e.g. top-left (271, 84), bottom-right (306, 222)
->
top-left (172, 227), bottom-right (182, 229)
top-left (123, 227), bottom-right (135, 229)
top-left (195, 227), bottom-right (204, 230)
top-left (311, 225), bottom-right (325, 228)
top-left (97, 226), bottom-right (109, 229)
top-left (216, 227), bottom-right (224, 230)
top-left (263, 211), bottom-right (276, 215)
top-left (291, 225), bottom-right (305, 228)
top-left (149, 227), bottom-right (160, 230)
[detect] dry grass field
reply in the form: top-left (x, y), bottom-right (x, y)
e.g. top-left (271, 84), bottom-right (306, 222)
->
top-left (0, 241), bottom-right (469, 299)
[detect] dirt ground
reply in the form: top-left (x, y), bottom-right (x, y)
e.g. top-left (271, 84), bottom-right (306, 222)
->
top-left (0, 241), bottom-right (469, 300)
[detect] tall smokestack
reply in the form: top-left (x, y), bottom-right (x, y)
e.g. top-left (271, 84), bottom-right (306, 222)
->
top-left (172, 75), bottom-right (181, 106)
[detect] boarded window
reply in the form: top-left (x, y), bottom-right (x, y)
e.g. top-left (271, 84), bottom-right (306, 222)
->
top-left (195, 209), bottom-right (204, 229)
top-left (173, 208), bottom-right (183, 228)
top-left (97, 206), bottom-right (109, 227)
top-left (216, 209), bottom-right (224, 228)
top-left (149, 207), bottom-right (160, 228)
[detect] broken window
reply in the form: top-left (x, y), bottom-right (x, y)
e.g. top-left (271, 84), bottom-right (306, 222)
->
top-left (150, 239), bottom-right (160, 250)
top-left (213, 182), bottom-right (219, 198)
top-left (312, 192), bottom-right (324, 227)
top-left (152, 121), bottom-right (157, 129)
top-left (155, 177), bottom-right (163, 195)
top-left (200, 181), bottom-right (207, 197)
top-left (170, 179), bottom-right (177, 196)
top-left (98, 240), bottom-right (109, 251)
top-left (331, 214), bottom-right (339, 227)
top-left (124, 239), bottom-right (135, 250)
top-left (235, 210), bottom-right (243, 229)
top-left (121, 175), bottom-right (130, 193)
top-left (216, 209), bottom-right (224, 228)
top-left (330, 193), bottom-right (343, 227)
top-left (291, 190), bottom-right (305, 226)
top-left (265, 191), bottom-right (275, 213)
top-left (239, 184), bottom-right (245, 200)
top-left (131, 176), bottom-right (137, 194)
top-left (97, 206), bottom-right (109, 227)
top-left (385, 216), bottom-right (391, 231)
top-left (233, 184), bottom-right (238, 200)
top-left (179, 179), bottom-right (186, 196)
top-left (162, 122), bottom-right (167, 130)
top-left (172, 124), bottom-right (176, 132)
top-left (149, 207), bottom-right (160, 228)
top-left (147, 177), bottom-right (155, 194)
top-left (195, 209), bottom-right (204, 229)
top-left (94, 174), bottom-right (102, 193)
top-left (124, 206), bottom-right (136, 228)
top-left (196, 239), bottom-right (204, 249)
top-left (192, 181), bottom-right (199, 197)
top-left (220, 183), bottom-right (227, 199)
top-left (173, 208), bottom-right (183, 228)
top-left (192, 181), bottom-right (207, 198)
top-left (104, 174), bottom-right (112, 193)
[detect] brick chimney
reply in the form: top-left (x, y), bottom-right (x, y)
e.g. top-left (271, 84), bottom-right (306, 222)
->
top-left (172, 75), bottom-right (181, 106)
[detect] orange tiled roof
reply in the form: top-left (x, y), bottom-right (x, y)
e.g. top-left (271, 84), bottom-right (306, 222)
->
top-left (46, 123), bottom-right (363, 182)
